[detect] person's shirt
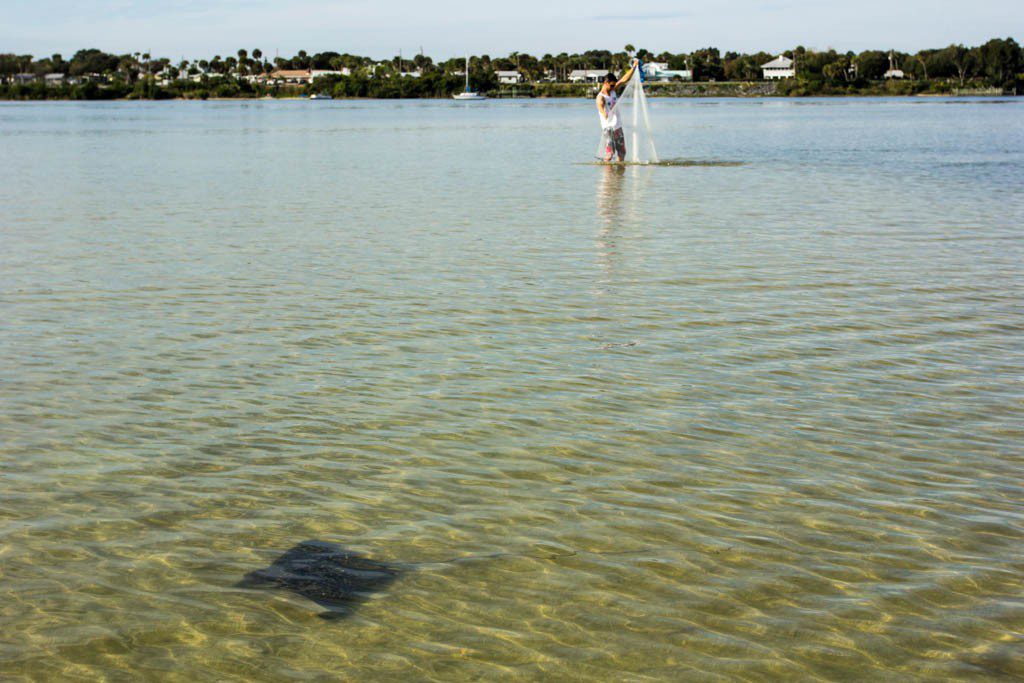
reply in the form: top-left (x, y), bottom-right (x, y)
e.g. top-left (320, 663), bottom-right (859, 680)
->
top-left (597, 90), bottom-right (621, 131)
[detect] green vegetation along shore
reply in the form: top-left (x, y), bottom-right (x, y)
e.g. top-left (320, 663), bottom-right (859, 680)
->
top-left (2, 39), bottom-right (1020, 100)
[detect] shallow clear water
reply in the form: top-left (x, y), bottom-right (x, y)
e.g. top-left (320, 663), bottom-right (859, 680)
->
top-left (1, 97), bottom-right (1023, 680)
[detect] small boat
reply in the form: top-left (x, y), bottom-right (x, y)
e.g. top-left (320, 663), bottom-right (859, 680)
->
top-left (453, 55), bottom-right (486, 101)
top-left (309, 93), bottom-right (333, 100)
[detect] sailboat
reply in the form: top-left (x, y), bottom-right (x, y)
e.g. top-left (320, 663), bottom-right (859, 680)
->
top-left (453, 55), bottom-right (486, 100)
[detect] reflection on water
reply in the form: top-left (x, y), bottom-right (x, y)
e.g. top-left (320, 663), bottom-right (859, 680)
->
top-left (596, 164), bottom-right (656, 289)
top-left (597, 164), bottom-right (627, 225)
top-left (1, 99), bottom-right (1023, 680)
top-left (596, 164), bottom-right (626, 278)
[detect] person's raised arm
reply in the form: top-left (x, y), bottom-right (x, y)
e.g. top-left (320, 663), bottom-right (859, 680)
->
top-left (616, 59), bottom-right (639, 89)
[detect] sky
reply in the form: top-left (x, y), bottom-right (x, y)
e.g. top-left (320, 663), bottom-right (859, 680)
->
top-left (3, 0), bottom-right (1021, 60)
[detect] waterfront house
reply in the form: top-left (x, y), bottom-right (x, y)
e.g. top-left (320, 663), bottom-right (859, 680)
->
top-left (189, 71), bottom-right (223, 82)
top-left (569, 69), bottom-right (608, 83)
top-left (496, 70), bottom-right (523, 84)
top-left (44, 73), bottom-right (65, 86)
top-left (883, 51), bottom-right (905, 79)
top-left (643, 62), bottom-right (692, 82)
top-left (270, 69), bottom-right (313, 84)
top-left (311, 68), bottom-right (351, 79)
top-left (761, 55), bottom-right (795, 79)
top-left (368, 63), bottom-right (420, 78)
top-left (154, 68), bottom-right (174, 86)
top-left (13, 73), bottom-right (38, 84)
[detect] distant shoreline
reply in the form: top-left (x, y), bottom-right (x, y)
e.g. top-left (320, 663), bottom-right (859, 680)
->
top-left (2, 78), bottom-right (1016, 102)
top-left (6, 38), bottom-right (1019, 102)
top-left (1, 91), bottom-right (1015, 102)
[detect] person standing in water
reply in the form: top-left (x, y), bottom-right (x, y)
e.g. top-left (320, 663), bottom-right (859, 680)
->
top-left (597, 59), bottom-right (639, 162)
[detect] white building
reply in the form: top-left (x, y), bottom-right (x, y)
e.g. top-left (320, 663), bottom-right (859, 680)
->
top-left (643, 62), bottom-right (692, 82)
top-left (371, 62), bottom-right (422, 78)
top-left (761, 55), bottom-right (795, 80)
top-left (311, 68), bottom-right (351, 79)
top-left (568, 69), bottom-right (608, 83)
top-left (269, 69), bottom-right (313, 84)
top-left (496, 70), bottom-right (523, 84)
top-left (883, 51), bottom-right (904, 79)
top-left (44, 73), bottom-right (65, 86)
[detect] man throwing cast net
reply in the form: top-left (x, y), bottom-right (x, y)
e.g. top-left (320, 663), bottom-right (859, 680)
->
top-left (595, 58), bottom-right (658, 164)
top-left (596, 59), bottom-right (638, 162)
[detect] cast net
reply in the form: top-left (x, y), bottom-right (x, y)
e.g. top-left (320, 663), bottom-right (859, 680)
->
top-left (597, 67), bottom-right (658, 164)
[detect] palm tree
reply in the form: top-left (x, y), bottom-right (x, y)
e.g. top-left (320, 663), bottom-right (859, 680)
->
top-left (237, 49), bottom-right (248, 76)
top-left (625, 44), bottom-right (635, 55)
top-left (553, 53), bottom-right (566, 81)
top-left (117, 55), bottom-right (137, 83)
top-left (915, 52), bottom-right (929, 80)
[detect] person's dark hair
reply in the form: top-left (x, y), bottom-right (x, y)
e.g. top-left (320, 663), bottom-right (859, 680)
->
top-left (603, 72), bottom-right (617, 84)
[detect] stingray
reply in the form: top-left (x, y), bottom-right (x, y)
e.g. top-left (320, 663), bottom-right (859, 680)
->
top-left (238, 539), bottom-right (646, 620)
top-left (237, 540), bottom-right (402, 620)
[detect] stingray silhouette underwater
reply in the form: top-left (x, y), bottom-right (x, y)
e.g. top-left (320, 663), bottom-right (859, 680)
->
top-left (237, 540), bottom-right (403, 620)
top-left (238, 539), bottom-right (646, 620)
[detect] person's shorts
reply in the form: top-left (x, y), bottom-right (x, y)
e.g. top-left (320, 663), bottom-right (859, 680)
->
top-left (603, 127), bottom-right (626, 159)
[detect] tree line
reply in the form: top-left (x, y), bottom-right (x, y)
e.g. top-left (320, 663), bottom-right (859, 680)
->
top-left (1, 38), bottom-right (1020, 100)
